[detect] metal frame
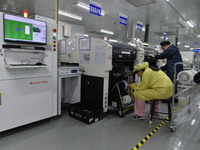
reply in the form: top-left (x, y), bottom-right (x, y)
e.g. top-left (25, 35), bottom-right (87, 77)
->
top-left (108, 72), bottom-right (134, 117)
top-left (170, 62), bottom-right (200, 132)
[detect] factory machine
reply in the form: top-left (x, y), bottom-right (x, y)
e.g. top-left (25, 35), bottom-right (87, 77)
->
top-left (59, 37), bottom-right (137, 116)
top-left (143, 47), bottom-right (159, 67)
top-left (0, 13), bottom-right (57, 132)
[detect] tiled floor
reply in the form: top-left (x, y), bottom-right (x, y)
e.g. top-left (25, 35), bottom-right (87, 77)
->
top-left (0, 89), bottom-right (200, 150)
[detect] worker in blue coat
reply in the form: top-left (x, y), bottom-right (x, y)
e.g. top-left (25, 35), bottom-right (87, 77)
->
top-left (155, 41), bottom-right (183, 103)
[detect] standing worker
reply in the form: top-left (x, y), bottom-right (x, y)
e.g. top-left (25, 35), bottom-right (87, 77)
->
top-left (128, 62), bottom-right (173, 120)
top-left (154, 41), bottom-right (183, 103)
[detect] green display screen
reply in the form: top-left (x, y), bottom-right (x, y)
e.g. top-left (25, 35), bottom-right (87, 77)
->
top-left (4, 19), bottom-right (33, 41)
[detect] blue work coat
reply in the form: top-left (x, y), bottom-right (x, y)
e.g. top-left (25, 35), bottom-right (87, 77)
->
top-left (155, 45), bottom-right (183, 81)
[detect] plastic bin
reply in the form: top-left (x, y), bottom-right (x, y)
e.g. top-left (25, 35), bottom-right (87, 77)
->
top-left (69, 102), bottom-right (103, 124)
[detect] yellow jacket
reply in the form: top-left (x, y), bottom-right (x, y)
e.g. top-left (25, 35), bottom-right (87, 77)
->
top-left (131, 67), bottom-right (173, 101)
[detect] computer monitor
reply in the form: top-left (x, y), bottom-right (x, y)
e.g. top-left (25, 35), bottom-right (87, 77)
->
top-left (4, 14), bottom-right (47, 45)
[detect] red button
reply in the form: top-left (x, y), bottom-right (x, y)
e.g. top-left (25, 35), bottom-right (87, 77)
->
top-left (53, 29), bottom-right (57, 33)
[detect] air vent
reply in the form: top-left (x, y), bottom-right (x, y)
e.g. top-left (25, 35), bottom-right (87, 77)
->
top-left (127, 0), bottom-right (156, 7)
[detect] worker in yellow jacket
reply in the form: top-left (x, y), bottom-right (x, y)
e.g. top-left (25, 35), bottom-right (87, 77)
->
top-left (128, 62), bottom-right (173, 120)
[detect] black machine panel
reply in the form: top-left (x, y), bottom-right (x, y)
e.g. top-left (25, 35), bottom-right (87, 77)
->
top-left (144, 47), bottom-right (158, 67)
top-left (108, 42), bottom-right (136, 105)
top-left (108, 42), bottom-right (136, 62)
top-left (81, 75), bottom-right (103, 109)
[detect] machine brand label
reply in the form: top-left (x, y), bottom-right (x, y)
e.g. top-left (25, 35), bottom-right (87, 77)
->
top-left (30, 81), bottom-right (48, 85)
top-left (122, 51), bottom-right (130, 54)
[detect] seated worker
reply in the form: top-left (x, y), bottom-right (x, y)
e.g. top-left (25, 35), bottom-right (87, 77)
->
top-left (155, 41), bottom-right (183, 103)
top-left (128, 62), bottom-right (173, 120)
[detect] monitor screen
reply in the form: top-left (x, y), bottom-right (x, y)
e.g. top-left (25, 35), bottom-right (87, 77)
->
top-left (4, 14), bottom-right (47, 45)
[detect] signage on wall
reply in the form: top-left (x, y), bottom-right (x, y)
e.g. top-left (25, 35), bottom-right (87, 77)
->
top-left (163, 32), bottom-right (167, 40)
top-left (90, 0), bottom-right (101, 16)
top-left (194, 49), bottom-right (200, 53)
top-left (137, 21), bottom-right (143, 31)
top-left (119, 13), bottom-right (128, 26)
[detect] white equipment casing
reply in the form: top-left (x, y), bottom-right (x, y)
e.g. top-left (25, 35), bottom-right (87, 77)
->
top-left (58, 66), bottom-right (82, 115)
top-left (59, 37), bottom-right (112, 112)
top-left (133, 40), bottom-right (145, 84)
top-left (0, 13), bottom-right (57, 132)
top-left (177, 70), bottom-right (197, 85)
top-left (180, 51), bottom-right (194, 63)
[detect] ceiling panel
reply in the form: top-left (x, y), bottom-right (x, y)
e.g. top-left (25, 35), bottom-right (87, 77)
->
top-left (0, 0), bottom-right (199, 47)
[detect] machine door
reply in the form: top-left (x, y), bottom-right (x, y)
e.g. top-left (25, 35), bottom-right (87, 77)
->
top-left (0, 77), bottom-right (53, 132)
top-left (81, 75), bottom-right (103, 109)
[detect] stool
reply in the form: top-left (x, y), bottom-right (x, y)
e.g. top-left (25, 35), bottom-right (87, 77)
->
top-left (149, 99), bottom-right (171, 125)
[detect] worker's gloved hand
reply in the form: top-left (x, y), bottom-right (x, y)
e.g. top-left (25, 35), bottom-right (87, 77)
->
top-left (127, 84), bottom-right (132, 88)
top-left (149, 54), bottom-right (155, 58)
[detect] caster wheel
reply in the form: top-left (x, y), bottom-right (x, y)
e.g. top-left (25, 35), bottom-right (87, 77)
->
top-left (170, 126), bottom-right (176, 132)
top-left (118, 110), bottom-right (124, 117)
top-left (149, 121), bottom-right (152, 125)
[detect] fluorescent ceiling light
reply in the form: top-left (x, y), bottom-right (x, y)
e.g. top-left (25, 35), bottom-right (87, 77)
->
top-left (77, 2), bottom-right (105, 15)
top-left (77, 2), bottom-right (90, 10)
top-left (184, 45), bottom-right (190, 48)
top-left (101, 29), bottom-right (114, 35)
top-left (84, 34), bottom-right (89, 37)
top-left (186, 21), bottom-right (194, 28)
top-left (109, 39), bottom-right (118, 42)
top-left (58, 10), bottom-right (82, 20)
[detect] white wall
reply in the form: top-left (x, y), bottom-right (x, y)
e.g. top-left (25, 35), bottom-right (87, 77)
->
top-left (35, 15), bottom-right (84, 40)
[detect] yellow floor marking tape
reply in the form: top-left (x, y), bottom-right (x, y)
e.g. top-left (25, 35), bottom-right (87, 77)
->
top-left (131, 98), bottom-right (189, 150)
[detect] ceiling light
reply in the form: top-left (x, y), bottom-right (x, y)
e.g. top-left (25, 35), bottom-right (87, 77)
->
top-left (84, 34), bottom-right (89, 37)
top-left (77, 2), bottom-right (105, 16)
top-left (186, 21), bottom-right (194, 28)
top-left (109, 39), bottom-right (118, 42)
top-left (184, 45), bottom-right (190, 48)
top-left (77, 2), bottom-right (89, 10)
top-left (178, 42), bottom-right (180, 45)
top-left (166, 0), bottom-right (169, 2)
top-left (100, 29), bottom-right (114, 35)
top-left (58, 10), bottom-right (82, 20)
